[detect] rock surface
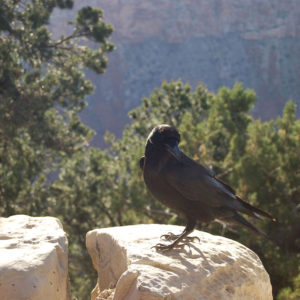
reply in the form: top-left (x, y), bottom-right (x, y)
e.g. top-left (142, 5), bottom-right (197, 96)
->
top-left (50, 1), bottom-right (300, 146)
top-left (86, 224), bottom-right (272, 300)
top-left (0, 215), bottom-right (70, 300)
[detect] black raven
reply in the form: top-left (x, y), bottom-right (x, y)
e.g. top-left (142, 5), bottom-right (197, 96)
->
top-left (140, 124), bottom-right (274, 251)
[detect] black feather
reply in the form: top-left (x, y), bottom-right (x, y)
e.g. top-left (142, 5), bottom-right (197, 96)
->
top-left (142, 124), bottom-right (275, 250)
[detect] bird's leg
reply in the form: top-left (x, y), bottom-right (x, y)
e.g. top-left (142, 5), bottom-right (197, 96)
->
top-left (153, 219), bottom-right (198, 251)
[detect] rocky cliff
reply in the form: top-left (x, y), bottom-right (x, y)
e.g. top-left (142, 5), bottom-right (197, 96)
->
top-left (86, 224), bottom-right (273, 300)
top-left (51, 0), bottom-right (300, 146)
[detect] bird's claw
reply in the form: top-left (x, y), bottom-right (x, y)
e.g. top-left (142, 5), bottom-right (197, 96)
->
top-left (160, 232), bottom-right (178, 241)
top-left (160, 232), bottom-right (200, 243)
top-left (184, 236), bottom-right (200, 243)
top-left (152, 242), bottom-right (191, 252)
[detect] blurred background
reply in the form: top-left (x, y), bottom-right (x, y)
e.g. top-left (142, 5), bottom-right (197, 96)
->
top-left (1, 1), bottom-right (299, 299)
top-left (51, 0), bottom-right (300, 146)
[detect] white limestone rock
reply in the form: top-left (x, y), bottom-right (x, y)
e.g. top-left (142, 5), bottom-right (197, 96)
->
top-left (0, 215), bottom-right (70, 300)
top-left (86, 224), bottom-right (272, 300)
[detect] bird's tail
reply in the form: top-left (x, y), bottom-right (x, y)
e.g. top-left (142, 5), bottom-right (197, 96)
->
top-left (236, 196), bottom-right (276, 221)
top-left (232, 213), bottom-right (267, 237)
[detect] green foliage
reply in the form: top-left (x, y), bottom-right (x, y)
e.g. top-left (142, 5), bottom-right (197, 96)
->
top-left (1, 2), bottom-right (299, 298)
top-left (0, 1), bottom-right (113, 298)
top-left (278, 273), bottom-right (300, 300)
top-left (0, 0), bottom-right (113, 211)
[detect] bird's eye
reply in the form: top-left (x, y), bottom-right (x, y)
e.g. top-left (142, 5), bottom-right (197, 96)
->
top-left (165, 137), bottom-right (178, 147)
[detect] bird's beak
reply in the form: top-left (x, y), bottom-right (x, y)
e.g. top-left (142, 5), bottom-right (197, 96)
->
top-left (164, 143), bottom-right (182, 161)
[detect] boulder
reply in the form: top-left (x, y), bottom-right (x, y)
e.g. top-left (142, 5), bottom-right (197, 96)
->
top-left (0, 215), bottom-right (70, 300)
top-left (86, 224), bottom-right (272, 300)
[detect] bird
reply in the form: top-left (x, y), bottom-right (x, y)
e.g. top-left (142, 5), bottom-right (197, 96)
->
top-left (140, 124), bottom-right (275, 251)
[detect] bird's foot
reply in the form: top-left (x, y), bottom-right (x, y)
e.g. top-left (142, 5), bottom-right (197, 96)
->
top-left (152, 242), bottom-right (190, 252)
top-left (160, 232), bottom-right (200, 243)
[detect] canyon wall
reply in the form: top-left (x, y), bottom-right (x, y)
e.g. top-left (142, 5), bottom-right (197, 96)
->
top-left (51, 0), bottom-right (300, 146)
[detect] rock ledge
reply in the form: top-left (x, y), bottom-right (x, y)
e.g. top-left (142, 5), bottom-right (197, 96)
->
top-left (86, 224), bottom-right (272, 300)
top-left (0, 215), bottom-right (70, 300)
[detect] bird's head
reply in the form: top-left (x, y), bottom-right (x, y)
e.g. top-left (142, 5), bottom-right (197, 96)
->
top-left (146, 124), bottom-right (181, 160)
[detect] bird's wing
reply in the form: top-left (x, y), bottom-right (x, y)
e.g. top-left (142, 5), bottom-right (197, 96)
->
top-left (163, 154), bottom-right (275, 220)
top-left (163, 159), bottom-right (237, 208)
top-left (139, 156), bottom-right (145, 170)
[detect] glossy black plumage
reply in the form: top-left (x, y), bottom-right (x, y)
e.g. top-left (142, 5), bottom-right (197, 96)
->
top-left (140, 124), bottom-right (274, 251)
